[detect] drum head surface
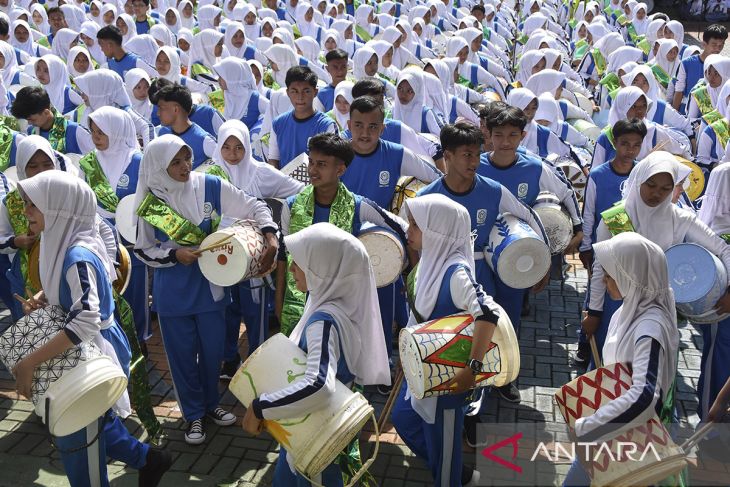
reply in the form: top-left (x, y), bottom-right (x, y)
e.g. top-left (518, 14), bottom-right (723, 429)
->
top-left (359, 230), bottom-right (404, 287)
top-left (666, 244), bottom-right (717, 303)
top-left (198, 225), bottom-right (264, 287)
top-left (115, 195), bottom-right (138, 245)
top-left (535, 207), bottom-right (572, 254)
top-left (497, 237), bottom-right (551, 289)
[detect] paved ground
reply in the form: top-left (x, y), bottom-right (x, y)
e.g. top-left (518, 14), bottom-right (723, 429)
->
top-left (0, 254), bottom-right (724, 486)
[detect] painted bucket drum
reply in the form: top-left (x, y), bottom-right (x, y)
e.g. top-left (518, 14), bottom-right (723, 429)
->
top-left (197, 219), bottom-right (267, 287)
top-left (358, 225), bottom-right (406, 288)
top-left (390, 176), bottom-right (427, 216)
top-left (533, 192), bottom-right (572, 254)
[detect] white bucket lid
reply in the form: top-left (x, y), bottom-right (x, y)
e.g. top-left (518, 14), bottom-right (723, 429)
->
top-left (115, 195), bottom-right (138, 245)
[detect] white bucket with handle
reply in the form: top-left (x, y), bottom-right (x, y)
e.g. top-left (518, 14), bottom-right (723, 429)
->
top-left (230, 333), bottom-right (378, 484)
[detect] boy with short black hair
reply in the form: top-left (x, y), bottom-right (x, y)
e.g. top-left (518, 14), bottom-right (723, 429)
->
top-left (673, 24), bottom-right (728, 113)
top-left (267, 66), bottom-right (337, 170)
top-left (155, 83), bottom-right (217, 168)
top-left (11, 86), bottom-right (94, 156)
top-left (575, 118), bottom-right (645, 367)
top-left (149, 78), bottom-right (225, 136)
top-left (275, 132), bottom-right (408, 338)
top-left (132, 0), bottom-right (158, 34)
top-left (97, 25), bottom-right (157, 80)
top-left (316, 48), bottom-right (349, 112)
top-left (37, 7), bottom-right (66, 47)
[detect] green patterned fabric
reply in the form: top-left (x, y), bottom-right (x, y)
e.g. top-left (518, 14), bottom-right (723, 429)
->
top-left (281, 183), bottom-right (355, 335)
top-left (5, 190), bottom-right (38, 295)
top-left (34, 110), bottom-right (67, 154)
top-left (0, 124), bottom-right (15, 172)
top-left (600, 201), bottom-right (635, 236)
top-left (136, 193), bottom-right (209, 246)
top-left (208, 89), bottom-right (225, 114)
top-left (650, 63), bottom-right (671, 89)
top-left (79, 151), bottom-right (120, 213)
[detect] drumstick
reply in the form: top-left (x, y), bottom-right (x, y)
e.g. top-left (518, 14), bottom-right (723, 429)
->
top-left (680, 407), bottom-right (730, 451)
top-left (192, 233), bottom-right (235, 255)
top-left (13, 293), bottom-right (28, 306)
top-left (377, 368), bottom-right (404, 433)
top-left (589, 336), bottom-right (602, 368)
top-left (647, 139), bottom-right (670, 155)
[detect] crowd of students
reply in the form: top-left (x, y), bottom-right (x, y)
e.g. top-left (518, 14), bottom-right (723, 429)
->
top-left (2, 0), bottom-right (730, 485)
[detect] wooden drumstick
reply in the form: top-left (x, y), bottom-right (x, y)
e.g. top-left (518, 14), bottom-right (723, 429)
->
top-left (680, 408), bottom-right (730, 451)
top-left (589, 336), bottom-right (602, 368)
top-left (13, 293), bottom-right (29, 306)
top-left (647, 139), bottom-right (670, 155)
top-left (377, 368), bottom-right (404, 433)
top-left (192, 233), bottom-right (235, 255)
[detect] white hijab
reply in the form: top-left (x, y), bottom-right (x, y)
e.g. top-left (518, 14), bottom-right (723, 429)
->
top-left (67, 45), bottom-right (95, 77)
top-left (264, 44), bottom-right (299, 86)
top-left (621, 151), bottom-right (693, 250)
top-left (17, 170), bottom-right (115, 305)
top-left (213, 57), bottom-right (257, 121)
top-left (332, 80), bottom-right (353, 129)
top-left (75, 68), bottom-right (131, 110)
top-left (15, 134), bottom-right (74, 181)
top-left (654, 39), bottom-right (679, 78)
top-left (608, 86), bottom-right (651, 126)
top-left (156, 45), bottom-right (182, 83)
top-left (123, 68), bottom-right (153, 120)
top-left (698, 163), bottom-right (730, 234)
top-left (189, 28), bottom-right (224, 71)
top-left (703, 54), bottom-right (730, 108)
top-left (405, 193), bottom-right (474, 322)
top-left (87, 106), bottom-right (139, 190)
top-left (622, 65), bottom-right (661, 108)
top-left (223, 22), bottom-right (249, 58)
top-left (393, 69), bottom-right (426, 133)
top-left (606, 46), bottom-right (644, 74)
top-left (515, 50), bottom-right (545, 85)
top-left (352, 45), bottom-right (377, 80)
top-left (37, 55), bottom-right (71, 114)
top-left (594, 232), bottom-right (678, 401)
top-left (285, 223), bottom-right (390, 386)
top-left (0, 40), bottom-right (19, 87)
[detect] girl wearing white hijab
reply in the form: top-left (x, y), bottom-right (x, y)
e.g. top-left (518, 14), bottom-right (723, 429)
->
top-left (599, 46), bottom-right (645, 109)
top-left (12, 19), bottom-right (48, 58)
top-left (236, 3), bottom-right (260, 40)
top-left (100, 3), bottom-right (118, 26)
top-left (445, 36), bottom-right (506, 99)
top-left (79, 21), bottom-right (106, 64)
top-left (154, 46), bottom-right (212, 95)
top-left (12, 171), bottom-right (170, 487)
top-left (683, 54), bottom-right (730, 122)
top-left (584, 153), bottom-right (730, 366)
top-left (178, 0), bottom-right (196, 30)
top-left (188, 29), bottom-right (224, 85)
top-left (391, 194), bottom-right (499, 487)
top-left (696, 164), bottom-right (730, 422)
top-left (566, 232), bottom-right (680, 486)
top-left (592, 87), bottom-right (691, 167)
top-left (133, 134), bottom-right (278, 444)
top-left (223, 22), bottom-right (259, 61)
top-left (327, 79), bottom-right (353, 130)
top-left (700, 80), bottom-right (730, 167)
top-left (578, 31), bottom-right (625, 85)
top-left (124, 68), bottom-right (153, 120)
top-left (34, 55), bottom-right (83, 115)
top-left (196, 4), bottom-right (221, 31)
top-left (630, 2), bottom-right (649, 37)
top-left (0, 40), bottom-right (31, 87)
top-left (210, 119), bottom-right (302, 365)
top-left (125, 34), bottom-right (159, 66)
top-left (393, 69), bottom-right (441, 136)
top-left (264, 43), bottom-right (299, 87)
top-left (212, 57), bottom-right (270, 130)
top-left (162, 7), bottom-right (182, 35)
top-left (622, 65), bottom-right (691, 136)
top-left (424, 60), bottom-right (482, 125)
top-left (534, 93), bottom-right (590, 147)
top-left (115, 14), bottom-right (136, 45)
top-left (83, 106), bottom-right (150, 341)
top-left (295, 2), bottom-right (323, 41)
top-left (651, 38), bottom-right (680, 88)
top-left (525, 68), bottom-right (593, 121)
top-left (459, 27), bottom-right (511, 81)
top-left (243, 223), bottom-right (389, 485)
top-left (67, 45), bottom-right (95, 77)
top-left (30, 3), bottom-right (50, 34)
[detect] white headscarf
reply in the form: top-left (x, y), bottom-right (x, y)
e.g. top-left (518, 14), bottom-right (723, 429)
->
top-left (0, 40), bottom-right (19, 87)
top-left (621, 151), bottom-right (693, 250)
top-left (264, 44), bottom-right (299, 86)
top-left (67, 45), bottom-right (95, 77)
top-left (606, 46), bottom-right (644, 74)
top-left (178, 0), bottom-right (196, 30)
top-left (36, 55), bottom-right (70, 114)
top-left (698, 163), bottom-right (730, 234)
top-left (703, 54), bottom-right (730, 108)
top-left (125, 34), bottom-right (159, 66)
top-left (332, 80), bottom-right (353, 129)
top-left (717, 79), bottom-right (730, 120)
top-left (87, 106), bottom-right (139, 190)
top-left (197, 4), bottom-right (222, 31)
top-left (622, 65), bottom-right (661, 107)
top-left (11, 19), bottom-right (35, 56)
top-left (223, 22), bottom-right (248, 58)
top-left (236, 4), bottom-right (260, 40)
top-left (15, 134), bottom-right (73, 181)
top-left (150, 24), bottom-right (176, 48)
top-left (393, 69), bottom-right (426, 133)
top-left (352, 45), bottom-right (377, 80)
top-left (515, 50), bottom-right (545, 85)
top-left (189, 28), bottom-right (224, 71)
top-left (162, 7), bottom-right (182, 34)
top-left (295, 36), bottom-right (322, 64)
top-left (17, 170), bottom-right (115, 305)
top-left (75, 68), bottom-right (131, 109)
top-left (608, 86), bottom-right (651, 126)
top-left (524, 69), bottom-right (565, 99)
top-left (30, 3), bottom-right (50, 33)
top-left (654, 38), bottom-right (678, 78)
top-left (594, 232), bottom-right (678, 401)
top-left (535, 93), bottom-right (562, 131)
top-left (285, 222), bottom-right (390, 386)
top-left (404, 193), bottom-right (474, 321)
top-left (422, 71), bottom-right (448, 121)
top-left (116, 14), bottom-right (136, 45)
top-left (213, 57), bottom-right (258, 121)
top-left (124, 68), bottom-right (152, 120)
top-left (631, 3), bottom-right (649, 36)
top-left (79, 21), bottom-right (105, 63)
top-left (156, 45), bottom-right (181, 82)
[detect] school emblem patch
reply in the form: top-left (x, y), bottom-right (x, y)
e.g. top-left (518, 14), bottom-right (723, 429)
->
top-left (117, 174), bottom-right (130, 189)
top-left (476, 209), bottom-right (487, 225)
top-left (203, 202), bottom-right (213, 218)
top-left (379, 170), bottom-right (390, 187)
top-left (518, 183), bottom-right (529, 198)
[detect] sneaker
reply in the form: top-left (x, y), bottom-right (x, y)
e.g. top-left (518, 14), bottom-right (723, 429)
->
top-left (571, 342), bottom-right (590, 368)
top-left (138, 447), bottom-right (172, 487)
top-left (376, 383), bottom-right (393, 396)
top-left (461, 465), bottom-right (481, 487)
top-left (219, 358), bottom-right (241, 380)
top-left (207, 407), bottom-right (236, 426)
top-left (496, 383), bottom-right (521, 403)
top-left (185, 419), bottom-right (206, 445)
top-left (464, 414), bottom-right (486, 448)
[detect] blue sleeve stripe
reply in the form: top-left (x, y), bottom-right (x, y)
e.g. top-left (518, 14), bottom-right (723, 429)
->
top-left (258, 320), bottom-right (333, 410)
top-left (580, 337), bottom-right (661, 442)
top-left (462, 267), bottom-right (499, 325)
top-left (133, 248), bottom-right (176, 265)
top-left (75, 263), bottom-right (92, 311)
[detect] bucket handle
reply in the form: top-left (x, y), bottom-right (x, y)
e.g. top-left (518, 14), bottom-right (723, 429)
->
top-left (300, 410), bottom-right (380, 487)
top-left (45, 397), bottom-right (104, 454)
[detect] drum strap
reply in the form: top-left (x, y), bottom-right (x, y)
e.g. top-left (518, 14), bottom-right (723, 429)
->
top-left (281, 183), bottom-right (355, 335)
top-left (79, 151), bottom-right (120, 214)
top-left (405, 264), bottom-right (426, 324)
top-left (600, 201), bottom-right (635, 236)
top-left (33, 110), bottom-right (67, 155)
top-left (112, 291), bottom-right (163, 443)
top-left (136, 192), bottom-right (210, 247)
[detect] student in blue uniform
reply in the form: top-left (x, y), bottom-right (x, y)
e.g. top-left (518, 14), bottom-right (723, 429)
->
top-left (244, 222), bottom-right (391, 487)
top-left (149, 77), bottom-right (225, 137)
top-left (11, 87), bottom-right (95, 157)
top-left (132, 0), bottom-right (158, 35)
top-left (672, 24), bottom-right (727, 114)
top-left (133, 134), bottom-right (279, 445)
top-left (267, 66), bottom-right (337, 170)
top-left (83, 106), bottom-right (150, 343)
top-left (209, 120), bottom-right (304, 377)
top-left (155, 84), bottom-right (217, 168)
top-left (316, 48), bottom-right (349, 113)
top-left (12, 171), bottom-right (171, 487)
top-left (391, 193), bottom-right (499, 487)
top-left (212, 57), bottom-right (269, 132)
top-left (96, 25), bottom-right (158, 80)
top-left (275, 133), bottom-right (409, 360)
top-left (574, 118), bottom-right (644, 368)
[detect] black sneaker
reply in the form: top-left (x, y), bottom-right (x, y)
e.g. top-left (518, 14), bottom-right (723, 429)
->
top-left (496, 383), bottom-right (521, 403)
top-left (185, 419), bottom-right (206, 445)
top-left (206, 407), bottom-right (236, 426)
top-left (138, 447), bottom-right (172, 487)
top-left (571, 342), bottom-right (590, 367)
top-left (461, 465), bottom-right (481, 486)
top-left (464, 414), bottom-right (486, 448)
top-left (376, 383), bottom-right (393, 396)
top-left (220, 357), bottom-right (241, 380)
